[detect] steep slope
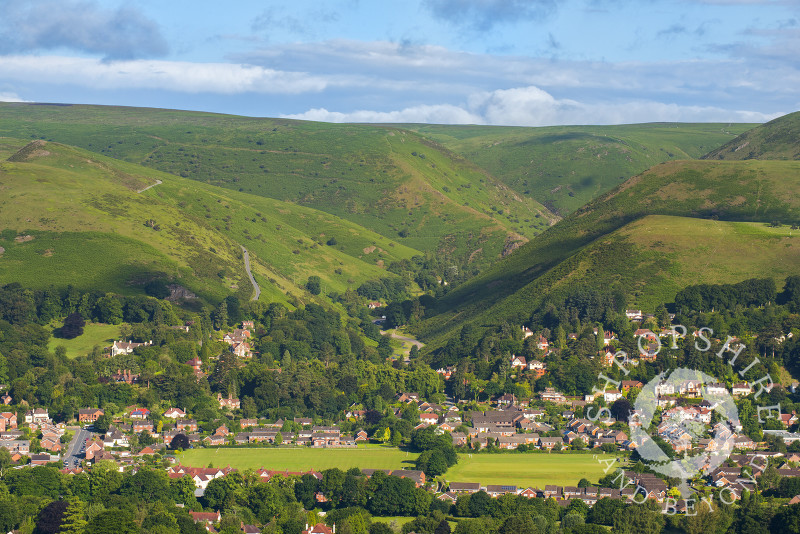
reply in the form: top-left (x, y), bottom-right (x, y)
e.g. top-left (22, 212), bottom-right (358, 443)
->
top-left (416, 158), bottom-right (800, 344)
top-left (0, 139), bottom-right (419, 303)
top-left (409, 122), bottom-right (755, 215)
top-left (703, 111), bottom-right (800, 161)
top-left (0, 103), bottom-right (555, 272)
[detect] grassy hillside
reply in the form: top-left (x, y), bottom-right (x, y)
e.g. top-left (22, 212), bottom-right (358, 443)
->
top-left (409, 122), bottom-right (755, 215)
top-left (703, 111), bottom-right (800, 161)
top-left (0, 103), bottom-right (555, 271)
top-left (417, 159), bottom-right (800, 345)
top-left (0, 139), bottom-right (419, 303)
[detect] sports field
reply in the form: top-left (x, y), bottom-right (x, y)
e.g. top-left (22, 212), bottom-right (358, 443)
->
top-left (445, 452), bottom-right (617, 488)
top-left (177, 445), bottom-right (419, 472)
top-left (178, 446), bottom-right (619, 488)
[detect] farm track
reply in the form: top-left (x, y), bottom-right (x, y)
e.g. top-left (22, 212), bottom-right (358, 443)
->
top-left (241, 246), bottom-right (260, 301)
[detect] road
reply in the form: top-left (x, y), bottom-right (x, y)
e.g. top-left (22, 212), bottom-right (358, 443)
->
top-left (63, 426), bottom-right (92, 468)
top-left (390, 331), bottom-right (424, 350)
top-left (241, 246), bottom-right (260, 301)
top-left (137, 178), bottom-right (162, 193)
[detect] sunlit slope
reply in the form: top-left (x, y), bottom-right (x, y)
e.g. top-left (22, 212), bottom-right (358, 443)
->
top-left (0, 103), bottom-right (555, 270)
top-left (409, 122), bottom-right (754, 215)
top-left (703, 111), bottom-right (800, 161)
top-left (417, 159), bottom-right (800, 344)
top-left (0, 140), bottom-right (418, 302)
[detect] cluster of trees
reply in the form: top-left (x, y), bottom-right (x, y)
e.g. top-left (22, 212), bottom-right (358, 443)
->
top-left (411, 427), bottom-right (458, 476)
top-left (675, 278), bottom-right (778, 313)
top-left (0, 283), bottom-right (183, 328)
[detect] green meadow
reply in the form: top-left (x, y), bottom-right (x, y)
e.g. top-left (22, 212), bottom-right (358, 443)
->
top-left (48, 322), bottom-right (122, 359)
top-left (177, 445), bottom-right (418, 472)
top-left (409, 122), bottom-right (755, 215)
top-left (178, 446), bottom-right (614, 488)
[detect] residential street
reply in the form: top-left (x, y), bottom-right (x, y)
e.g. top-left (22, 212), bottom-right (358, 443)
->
top-left (63, 426), bottom-right (92, 469)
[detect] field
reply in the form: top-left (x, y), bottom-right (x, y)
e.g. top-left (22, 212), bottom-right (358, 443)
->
top-left (48, 322), bottom-right (121, 359)
top-left (444, 452), bottom-right (616, 488)
top-left (177, 446), bottom-right (615, 488)
top-left (0, 103), bottom-right (556, 271)
top-left (409, 122), bottom-right (755, 215)
top-left (0, 139), bottom-right (421, 303)
top-left (177, 445), bottom-right (419, 472)
top-left (418, 158), bottom-right (800, 348)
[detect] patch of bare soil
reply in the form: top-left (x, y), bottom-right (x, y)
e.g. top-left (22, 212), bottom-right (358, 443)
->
top-left (363, 246), bottom-right (376, 254)
top-left (14, 234), bottom-right (34, 243)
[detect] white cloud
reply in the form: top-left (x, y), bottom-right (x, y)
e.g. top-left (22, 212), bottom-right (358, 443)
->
top-left (0, 55), bottom-right (335, 95)
top-left (286, 85), bottom-right (784, 126)
top-left (0, 91), bottom-right (27, 102)
top-left (283, 104), bottom-right (483, 124)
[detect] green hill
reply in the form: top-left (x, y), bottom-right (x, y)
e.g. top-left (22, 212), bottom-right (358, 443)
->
top-left (0, 139), bottom-right (419, 304)
top-left (407, 122), bottom-right (755, 215)
top-left (703, 111), bottom-right (800, 161)
top-left (416, 158), bottom-right (800, 345)
top-left (0, 103), bottom-right (555, 272)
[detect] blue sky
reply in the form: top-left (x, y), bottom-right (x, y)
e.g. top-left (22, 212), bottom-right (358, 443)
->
top-left (0, 0), bottom-right (798, 125)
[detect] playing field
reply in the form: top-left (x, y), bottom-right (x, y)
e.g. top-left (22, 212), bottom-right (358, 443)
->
top-left (177, 445), bottom-right (419, 472)
top-left (178, 446), bottom-right (619, 488)
top-left (445, 452), bottom-right (618, 488)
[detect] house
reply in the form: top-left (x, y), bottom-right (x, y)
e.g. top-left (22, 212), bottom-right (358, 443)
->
top-left (537, 336), bottom-right (550, 352)
top-left (0, 412), bottom-right (17, 429)
top-left (420, 413), bottom-right (439, 426)
top-left (539, 437), bottom-right (563, 450)
top-left (449, 482), bottom-right (481, 494)
top-left (620, 380), bottom-right (644, 391)
top-left (232, 342), bottom-right (251, 358)
top-left (242, 321), bottom-right (255, 330)
top-left (78, 408), bottom-right (104, 423)
top-left (25, 408), bottom-right (50, 425)
top-left (302, 524), bottom-right (334, 534)
top-left (1, 393), bottom-right (11, 405)
top-left (132, 421), bottom-right (154, 434)
top-left (129, 407), bottom-right (150, 419)
top-left (185, 358), bottom-right (203, 372)
top-left (110, 340), bottom-right (153, 357)
top-left (486, 485), bottom-right (517, 497)
top-left (189, 511), bottom-right (221, 525)
top-left (355, 430), bottom-right (368, 442)
top-left (528, 360), bottom-right (546, 378)
top-left (218, 393), bottom-right (241, 410)
top-left (30, 453), bottom-right (52, 466)
top-left (625, 309), bottom-right (643, 321)
top-left (240, 418), bottom-right (258, 429)
top-left (176, 419), bottom-right (199, 432)
top-left (163, 408), bottom-right (187, 419)
top-left (510, 355), bottom-right (527, 368)
top-left (732, 383), bottom-right (752, 397)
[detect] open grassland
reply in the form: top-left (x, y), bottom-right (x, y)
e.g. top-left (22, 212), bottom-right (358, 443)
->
top-left (418, 158), bottom-right (800, 347)
top-left (177, 445), bottom-right (419, 472)
top-left (705, 111), bottom-right (800, 161)
top-left (410, 122), bottom-right (755, 216)
top-left (0, 139), bottom-right (419, 303)
top-left (48, 322), bottom-right (121, 359)
top-left (445, 452), bottom-right (615, 488)
top-left (0, 103), bottom-right (554, 271)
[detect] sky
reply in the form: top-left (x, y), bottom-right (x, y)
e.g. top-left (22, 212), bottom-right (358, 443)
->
top-left (0, 0), bottom-right (798, 126)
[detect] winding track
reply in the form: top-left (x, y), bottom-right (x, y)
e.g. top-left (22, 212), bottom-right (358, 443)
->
top-left (241, 246), bottom-right (260, 301)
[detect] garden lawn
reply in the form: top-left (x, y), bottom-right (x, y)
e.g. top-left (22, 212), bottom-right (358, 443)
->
top-left (177, 445), bottom-right (419, 472)
top-left (445, 452), bottom-right (617, 488)
top-left (48, 322), bottom-right (121, 359)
